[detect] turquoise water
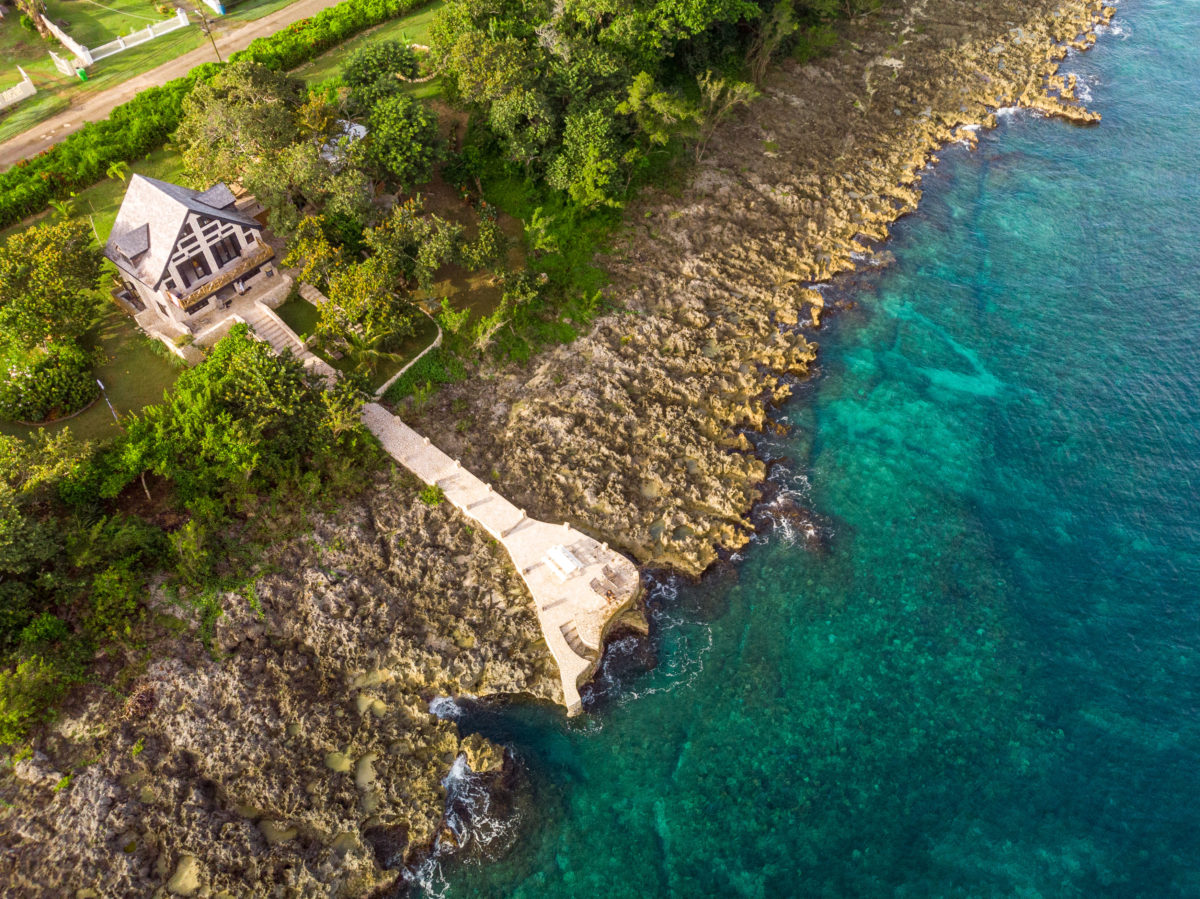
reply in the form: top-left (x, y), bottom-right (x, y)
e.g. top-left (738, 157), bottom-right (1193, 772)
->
top-left (425, 3), bottom-right (1200, 895)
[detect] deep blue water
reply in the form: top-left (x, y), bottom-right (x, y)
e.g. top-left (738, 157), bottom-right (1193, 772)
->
top-left (424, 2), bottom-right (1200, 895)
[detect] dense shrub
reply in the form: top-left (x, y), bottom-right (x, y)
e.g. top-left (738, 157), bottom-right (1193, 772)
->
top-left (0, 656), bottom-right (69, 745)
top-left (0, 343), bottom-right (99, 423)
top-left (0, 0), bottom-right (430, 229)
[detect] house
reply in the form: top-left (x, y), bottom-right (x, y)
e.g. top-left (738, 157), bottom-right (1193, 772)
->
top-left (104, 175), bottom-right (277, 336)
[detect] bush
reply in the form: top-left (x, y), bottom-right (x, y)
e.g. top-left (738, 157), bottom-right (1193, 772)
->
top-left (0, 656), bottom-right (70, 746)
top-left (367, 95), bottom-right (440, 188)
top-left (0, 342), bottom-right (99, 424)
top-left (418, 484), bottom-right (445, 506)
top-left (18, 613), bottom-right (69, 649)
top-left (86, 563), bottom-right (143, 643)
top-left (344, 39), bottom-right (420, 111)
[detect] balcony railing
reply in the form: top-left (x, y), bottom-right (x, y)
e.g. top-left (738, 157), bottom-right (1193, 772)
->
top-left (177, 240), bottom-right (275, 311)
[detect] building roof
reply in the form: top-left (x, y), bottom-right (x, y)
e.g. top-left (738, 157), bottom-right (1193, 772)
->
top-left (103, 175), bottom-right (261, 290)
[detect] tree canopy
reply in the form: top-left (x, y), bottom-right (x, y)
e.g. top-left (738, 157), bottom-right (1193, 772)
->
top-left (0, 220), bottom-right (103, 349)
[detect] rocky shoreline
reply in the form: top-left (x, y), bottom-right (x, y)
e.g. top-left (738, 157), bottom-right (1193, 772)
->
top-left (418, 0), bottom-right (1114, 578)
top-left (1, 472), bottom-right (560, 896)
top-left (0, 0), bottom-right (1114, 894)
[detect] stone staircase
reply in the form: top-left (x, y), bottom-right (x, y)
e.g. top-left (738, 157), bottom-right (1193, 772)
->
top-left (244, 306), bottom-right (304, 355)
top-left (243, 304), bottom-right (338, 384)
top-left (560, 621), bottom-right (598, 662)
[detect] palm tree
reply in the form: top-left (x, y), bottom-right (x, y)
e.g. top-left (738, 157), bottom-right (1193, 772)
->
top-left (106, 160), bottom-right (130, 183)
top-left (341, 325), bottom-right (405, 379)
top-left (49, 196), bottom-right (76, 220)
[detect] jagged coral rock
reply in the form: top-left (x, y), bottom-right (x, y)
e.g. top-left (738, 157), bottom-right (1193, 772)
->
top-left (0, 477), bottom-right (557, 897)
top-left (417, 0), bottom-right (1110, 578)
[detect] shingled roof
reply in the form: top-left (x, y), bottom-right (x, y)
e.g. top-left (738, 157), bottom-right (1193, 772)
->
top-left (104, 175), bottom-right (261, 290)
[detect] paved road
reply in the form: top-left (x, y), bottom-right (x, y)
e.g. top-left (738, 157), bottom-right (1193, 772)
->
top-left (0, 0), bottom-right (347, 170)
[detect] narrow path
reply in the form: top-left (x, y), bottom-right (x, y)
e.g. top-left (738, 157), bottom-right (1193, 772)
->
top-left (0, 0), bottom-right (348, 170)
top-left (237, 308), bottom-right (642, 714)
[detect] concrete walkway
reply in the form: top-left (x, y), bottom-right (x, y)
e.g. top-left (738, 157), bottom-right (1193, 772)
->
top-left (360, 403), bottom-right (640, 714)
top-left (238, 308), bottom-right (640, 714)
top-left (0, 0), bottom-right (352, 169)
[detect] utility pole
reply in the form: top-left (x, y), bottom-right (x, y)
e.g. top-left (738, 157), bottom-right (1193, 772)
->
top-left (191, 4), bottom-right (222, 62)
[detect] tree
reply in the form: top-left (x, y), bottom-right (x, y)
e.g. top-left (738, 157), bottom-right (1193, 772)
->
top-left (364, 197), bottom-right (467, 292)
top-left (105, 161), bottom-right (130, 184)
top-left (695, 72), bottom-right (759, 161)
top-left (244, 140), bottom-right (372, 239)
top-left (617, 72), bottom-right (701, 149)
top-left (320, 255), bottom-right (418, 347)
top-left (13, 0), bottom-right (51, 40)
top-left (746, 1), bottom-right (797, 88)
top-left (547, 102), bottom-right (623, 207)
top-left (174, 61), bottom-right (307, 185)
top-left (366, 95), bottom-right (440, 189)
top-left (343, 39), bottom-right (421, 113)
top-left (122, 325), bottom-right (360, 513)
top-left (0, 219), bottom-right (103, 349)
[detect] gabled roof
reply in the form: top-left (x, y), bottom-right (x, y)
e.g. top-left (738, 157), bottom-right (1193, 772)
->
top-left (103, 175), bottom-right (261, 289)
top-left (195, 183), bottom-right (236, 209)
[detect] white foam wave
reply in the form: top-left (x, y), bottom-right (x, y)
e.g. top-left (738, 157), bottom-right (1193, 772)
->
top-left (406, 755), bottom-right (522, 897)
top-left (428, 696), bottom-right (464, 719)
top-left (995, 105), bottom-right (1023, 119)
top-left (585, 576), bottom-right (714, 707)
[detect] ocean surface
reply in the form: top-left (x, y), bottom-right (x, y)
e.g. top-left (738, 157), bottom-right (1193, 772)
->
top-left (422, 2), bottom-right (1200, 895)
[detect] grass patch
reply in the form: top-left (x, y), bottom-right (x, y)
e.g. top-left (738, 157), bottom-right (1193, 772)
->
top-left (275, 296), bottom-right (321, 339)
top-left (0, 303), bottom-right (183, 442)
top-left (1, 145), bottom-right (187, 243)
top-left (275, 299), bottom-right (439, 392)
top-left (0, 0), bottom-right (326, 147)
top-left (381, 345), bottom-right (465, 403)
top-left (418, 483), bottom-right (444, 506)
top-left (292, 1), bottom-right (443, 87)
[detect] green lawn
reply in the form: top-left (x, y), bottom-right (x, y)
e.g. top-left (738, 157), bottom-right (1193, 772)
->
top-left (43, 0), bottom-right (175, 48)
top-left (0, 304), bottom-right (183, 442)
top-left (0, 0), bottom-right (319, 146)
top-left (275, 296), bottom-right (322, 338)
top-left (293, 1), bottom-right (443, 87)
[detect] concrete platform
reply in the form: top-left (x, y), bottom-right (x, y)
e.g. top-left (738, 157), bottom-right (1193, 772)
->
top-left (361, 403), bottom-right (641, 714)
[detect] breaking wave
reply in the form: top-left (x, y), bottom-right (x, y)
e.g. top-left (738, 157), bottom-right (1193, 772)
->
top-left (406, 755), bottom-right (521, 898)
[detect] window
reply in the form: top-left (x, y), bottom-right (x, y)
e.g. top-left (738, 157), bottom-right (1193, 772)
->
top-left (183, 253), bottom-right (211, 285)
top-left (212, 236), bottom-right (242, 267)
top-left (156, 301), bottom-right (169, 318)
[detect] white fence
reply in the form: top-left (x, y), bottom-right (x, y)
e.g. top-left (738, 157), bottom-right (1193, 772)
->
top-left (38, 13), bottom-right (94, 66)
top-left (39, 8), bottom-right (191, 68)
top-left (90, 9), bottom-right (190, 61)
top-left (0, 68), bottom-right (36, 112)
top-left (49, 50), bottom-right (79, 78)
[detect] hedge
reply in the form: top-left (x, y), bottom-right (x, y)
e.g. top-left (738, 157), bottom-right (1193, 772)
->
top-left (0, 341), bottom-right (100, 423)
top-left (0, 0), bottom-right (428, 230)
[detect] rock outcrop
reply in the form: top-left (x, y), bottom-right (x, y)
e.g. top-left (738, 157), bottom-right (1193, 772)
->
top-left (415, 0), bottom-right (1114, 577)
top-left (0, 474), bottom-right (558, 897)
